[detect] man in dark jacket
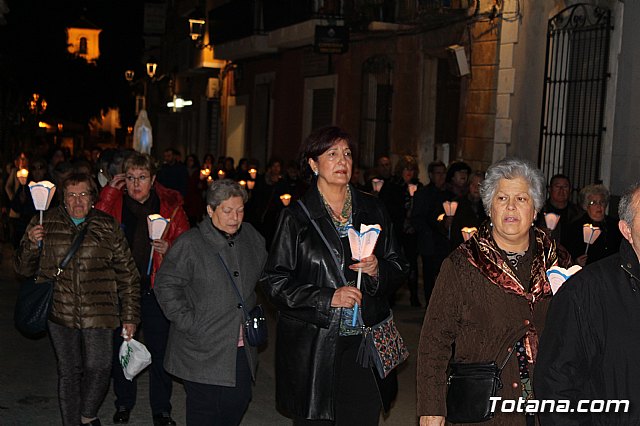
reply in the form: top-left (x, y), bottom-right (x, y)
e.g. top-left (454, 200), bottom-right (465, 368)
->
top-left (535, 182), bottom-right (640, 425)
top-left (535, 174), bottom-right (582, 243)
top-left (411, 160), bottom-right (453, 306)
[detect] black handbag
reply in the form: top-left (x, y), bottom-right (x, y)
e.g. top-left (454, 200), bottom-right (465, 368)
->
top-left (14, 226), bottom-right (88, 335)
top-left (445, 344), bottom-right (516, 424)
top-left (217, 254), bottom-right (267, 347)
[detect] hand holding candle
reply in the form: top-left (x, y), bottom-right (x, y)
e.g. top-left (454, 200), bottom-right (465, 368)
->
top-left (347, 224), bottom-right (382, 326)
top-left (582, 223), bottom-right (601, 256)
top-left (29, 180), bottom-right (56, 247)
top-left (147, 214), bottom-right (170, 275)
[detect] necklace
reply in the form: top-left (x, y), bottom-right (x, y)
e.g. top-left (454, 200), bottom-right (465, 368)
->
top-left (319, 186), bottom-right (352, 228)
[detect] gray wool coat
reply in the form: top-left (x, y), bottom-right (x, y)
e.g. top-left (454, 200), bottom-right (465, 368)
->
top-left (154, 219), bottom-right (267, 386)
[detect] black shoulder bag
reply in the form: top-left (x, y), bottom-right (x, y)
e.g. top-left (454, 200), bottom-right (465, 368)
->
top-left (14, 226), bottom-right (88, 335)
top-left (445, 342), bottom-right (517, 424)
top-left (297, 200), bottom-right (409, 379)
top-left (217, 254), bottom-right (267, 347)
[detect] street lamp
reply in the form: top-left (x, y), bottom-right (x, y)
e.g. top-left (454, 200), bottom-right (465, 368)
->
top-left (146, 61), bottom-right (158, 79)
top-left (188, 15), bottom-right (212, 50)
top-left (29, 93), bottom-right (47, 116)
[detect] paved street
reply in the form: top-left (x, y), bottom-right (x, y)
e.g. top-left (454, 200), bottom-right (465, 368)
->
top-left (0, 242), bottom-right (424, 425)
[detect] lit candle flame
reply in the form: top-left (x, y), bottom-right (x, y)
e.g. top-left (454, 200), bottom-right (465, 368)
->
top-left (249, 168), bottom-right (257, 180)
top-left (217, 170), bottom-right (226, 179)
top-left (461, 227), bottom-right (478, 241)
top-left (239, 180), bottom-right (246, 188)
top-left (280, 193), bottom-right (292, 206)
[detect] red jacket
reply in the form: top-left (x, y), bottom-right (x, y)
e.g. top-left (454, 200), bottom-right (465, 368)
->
top-left (95, 182), bottom-right (190, 286)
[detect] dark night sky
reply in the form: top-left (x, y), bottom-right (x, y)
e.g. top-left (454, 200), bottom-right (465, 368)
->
top-left (0, 0), bottom-right (147, 125)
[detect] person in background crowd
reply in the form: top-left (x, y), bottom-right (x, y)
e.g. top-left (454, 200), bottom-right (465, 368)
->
top-left (562, 183), bottom-right (622, 266)
top-left (365, 155), bottom-right (393, 194)
top-left (251, 157), bottom-right (284, 246)
top-left (5, 152), bottom-right (30, 247)
top-left (5, 151), bottom-right (28, 203)
top-left (376, 155), bottom-right (393, 181)
top-left (535, 182), bottom-right (640, 425)
top-left (96, 153), bottom-right (189, 426)
top-left (380, 155), bottom-right (423, 306)
top-left (448, 170), bottom-right (488, 250)
top-left (411, 160), bottom-right (453, 307)
top-left (535, 174), bottom-right (582, 243)
top-left (417, 158), bottom-right (571, 426)
top-left (236, 158), bottom-right (250, 181)
top-left (445, 161), bottom-right (471, 198)
top-left (261, 126), bottom-right (408, 424)
top-left (8, 164), bottom-right (35, 248)
top-left (202, 153), bottom-right (215, 171)
top-left (223, 157), bottom-right (236, 180)
top-left (156, 148), bottom-right (188, 197)
top-left (52, 161), bottom-right (74, 187)
top-left (16, 173), bottom-right (140, 426)
top-left (48, 148), bottom-right (67, 179)
top-left (155, 179), bottom-right (267, 425)
top-left (349, 164), bottom-right (368, 192)
top-left (184, 154), bottom-right (206, 227)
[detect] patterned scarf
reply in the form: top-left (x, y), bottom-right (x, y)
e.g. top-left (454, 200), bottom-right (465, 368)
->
top-left (458, 223), bottom-right (559, 362)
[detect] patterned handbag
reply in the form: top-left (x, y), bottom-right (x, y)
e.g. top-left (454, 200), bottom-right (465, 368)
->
top-left (357, 311), bottom-right (410, 378)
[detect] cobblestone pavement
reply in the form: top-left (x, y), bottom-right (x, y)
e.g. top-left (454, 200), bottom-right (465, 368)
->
top-left (0, 242), bottom-right (424, 425)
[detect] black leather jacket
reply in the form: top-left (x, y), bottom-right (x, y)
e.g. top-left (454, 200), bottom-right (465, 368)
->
top-left (261, 184), bottom-right (408, 420)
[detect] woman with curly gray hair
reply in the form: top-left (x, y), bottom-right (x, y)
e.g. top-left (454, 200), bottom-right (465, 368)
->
top-left (417, 158), bottom-right (571, 426)
top-left (562, 183), bottom-right (622, 266)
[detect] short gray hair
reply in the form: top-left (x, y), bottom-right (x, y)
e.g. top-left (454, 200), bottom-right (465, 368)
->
top-left (480, 158), bottom-right (546, 214)
top-left (618, 182), bottom-right (640, 228)
top-left (579, 184), bottom-right (609, 210)
top-left (206, 179), bottom-right (248, 209)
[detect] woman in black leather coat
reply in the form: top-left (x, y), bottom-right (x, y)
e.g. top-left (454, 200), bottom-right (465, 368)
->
top-left (261, 126), bottom-right (408, 425)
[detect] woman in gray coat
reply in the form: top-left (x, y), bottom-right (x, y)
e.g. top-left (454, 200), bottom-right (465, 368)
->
top-left (154, 179), bottom-right (267, 426)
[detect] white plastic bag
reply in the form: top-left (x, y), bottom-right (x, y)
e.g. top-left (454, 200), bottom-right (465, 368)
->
top-left (119, 338), bottom-right (152, 381)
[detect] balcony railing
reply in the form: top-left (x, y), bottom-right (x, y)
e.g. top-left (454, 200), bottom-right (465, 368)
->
top-left (209, 0), bottom-right (471, 48)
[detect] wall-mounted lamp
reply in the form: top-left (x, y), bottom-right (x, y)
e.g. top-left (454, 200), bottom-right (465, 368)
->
top-left (146, 61), bottom-right (158, 79)
top-left (188, 16), bottom-right (213, 50)
top-left (124, 69), bottom-right (135, 82)
top-left (189, 18), bottom-right (205, 41)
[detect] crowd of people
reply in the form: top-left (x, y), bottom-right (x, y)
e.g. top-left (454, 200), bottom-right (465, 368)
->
top-left (7, 128), bottom-right (640, 425)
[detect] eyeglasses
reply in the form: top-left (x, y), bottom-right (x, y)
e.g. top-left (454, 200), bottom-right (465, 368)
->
top-left (125, 175), bottom-right (149, 183)
top-left (588, 200), bottom-right (607, 207)
top-left (65, 192), bottom-right (90, 199)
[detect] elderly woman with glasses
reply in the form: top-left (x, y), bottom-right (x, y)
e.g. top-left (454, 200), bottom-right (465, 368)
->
top-left (562, 183), bottom-right (622, 266)
top-left (16, 173), bottom-right (140, 426)
top-left (417, 158), bottom-right (571, 426)
top-left (96, 152), bottom-right (189, 426)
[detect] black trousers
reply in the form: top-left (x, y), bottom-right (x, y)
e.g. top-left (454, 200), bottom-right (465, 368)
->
top-left (112, 291), bottom-right (173, 415)
top-left (49, 321), bottom-right (113, 426)
top-left (294, 335), bottom-right (381, 426)
top-left (183, 347), bottom-right (252, 426)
